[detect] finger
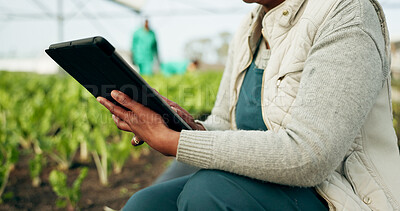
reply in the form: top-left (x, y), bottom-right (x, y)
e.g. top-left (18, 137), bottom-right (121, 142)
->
top-left (179, 107), bottom-right (192, 118)
top-left (173, 106), bottom-right (190, 120)
top-left (112, 114), bottom-right (131, 132)
top-left (111, 90), bottom-right (144, 111)
top-left (97, 96), bottom-right (128, 118)
top-left (171, 106), bottom-right (178, 113)
top-left (152, 89), bottom-right (170, 105)
top-left (161, 95), bottom-right (175, 106)
top-left (152, 88), bottom-right (160, 95)
top-left (173, 107), bottom-right (184, 118)
top-left (164, 99), bottom-right (189, 117)
top-left (172, 107), bottom-right (191, 126)
top-left (154, 91), bottom-right (188, 117)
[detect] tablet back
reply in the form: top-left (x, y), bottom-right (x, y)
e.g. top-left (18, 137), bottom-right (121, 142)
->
top-left (45, 36), bottom-right (191, 131)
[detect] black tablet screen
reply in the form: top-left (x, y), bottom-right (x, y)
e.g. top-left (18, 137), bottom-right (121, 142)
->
top-left (45, 36), bottom-right (191, 131)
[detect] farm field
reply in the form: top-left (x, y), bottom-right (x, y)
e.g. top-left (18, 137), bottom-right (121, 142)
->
top-left (0, 70), bottom-right (222, 210)
top-left (1, 70), bottom-right (400, 210)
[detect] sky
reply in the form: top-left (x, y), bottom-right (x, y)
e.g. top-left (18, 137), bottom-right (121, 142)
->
top-left (0, 0), bottom-right (399, 64)
top-left (0, 0), bottom-right (253, 63)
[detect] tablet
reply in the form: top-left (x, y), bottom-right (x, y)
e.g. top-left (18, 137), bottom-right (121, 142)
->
top-left (45, 36), bottom-right (192, 131)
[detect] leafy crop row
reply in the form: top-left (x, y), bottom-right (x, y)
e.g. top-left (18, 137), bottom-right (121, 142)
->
top-left (0, 70), bottom-right (222, 208)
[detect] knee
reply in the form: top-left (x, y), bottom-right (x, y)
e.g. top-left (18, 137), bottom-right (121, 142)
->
top-left (177, 170), bottom-right (229, 209)
top-left (122, 188), bottom-right (155, 211)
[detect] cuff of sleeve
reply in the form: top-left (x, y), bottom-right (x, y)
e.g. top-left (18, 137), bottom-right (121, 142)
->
top-left (194, 120), bottom-right (209, 131)
top-left (176, 130), bottom-right (215, 169)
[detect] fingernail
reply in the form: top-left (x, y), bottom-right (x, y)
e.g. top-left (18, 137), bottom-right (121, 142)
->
top-left (97, 97), bottom-right (102, 103)
top-left (111, 90), bottom-right (117, 98)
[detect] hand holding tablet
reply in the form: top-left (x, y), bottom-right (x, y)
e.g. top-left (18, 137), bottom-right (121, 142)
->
top-left (45, 36), bottom-right (192, 132)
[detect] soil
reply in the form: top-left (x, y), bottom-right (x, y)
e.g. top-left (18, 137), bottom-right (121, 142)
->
top-left (0, 148), bottom-right (172, 211)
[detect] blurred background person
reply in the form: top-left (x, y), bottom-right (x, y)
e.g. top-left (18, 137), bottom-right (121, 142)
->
top-left (131, 18), bottom-right (159, 76)
top-left (160, 59), bottom-right (199, 76)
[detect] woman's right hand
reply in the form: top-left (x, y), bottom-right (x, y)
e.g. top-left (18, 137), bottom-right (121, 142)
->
top-left (155, 90), bottom-right (206, 131)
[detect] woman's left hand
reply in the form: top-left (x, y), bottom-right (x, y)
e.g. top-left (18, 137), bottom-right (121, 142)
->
top-left (97, 90), bottom-right (180, 156)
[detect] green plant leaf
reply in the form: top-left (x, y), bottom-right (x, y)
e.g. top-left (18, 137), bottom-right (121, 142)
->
top-left (55, 198), bottom-right (67, 208)
top-left (49, 170), bottom-right (68, 197)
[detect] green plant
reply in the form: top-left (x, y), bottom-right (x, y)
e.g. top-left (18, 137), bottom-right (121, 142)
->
top-left (90, 128), bottom-right (111, 186)
top-left (45, 131), bottom-right (79, 170)
top-left (49, 167), bottom-right (88, 210)
top-left (0, 146), bottom-right (18, 204)
top-left (0, 112), bottom-right (19, 203)
top-left (85, 97), bottom-right (121, 185)
top-left (29, 153), bottom-right (46, 187)
top-left (0, 70), bottom-right (223, 197)
top-left (109, 132), bottom-right (134, 174)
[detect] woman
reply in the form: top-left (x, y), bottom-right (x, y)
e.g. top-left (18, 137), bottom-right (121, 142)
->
top-left (97, 0), bottom-right (400, 210)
